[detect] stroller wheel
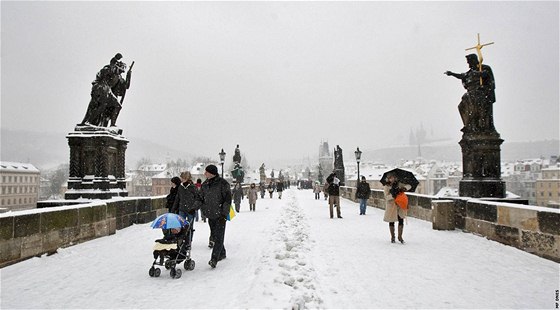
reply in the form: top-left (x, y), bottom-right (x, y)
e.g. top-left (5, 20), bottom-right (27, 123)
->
top-left (154, 268), bottom-right (161, 277)
top-left (170, 268), bottom-right (182, 279)
top-left (149, 266), bottom-right (155, 277)
top-left (174, 269), bottom-right (182, 279)
top-left (184, 259), bottom-right (195, 271)
top-left (164, 260), bottom-right (172, 270)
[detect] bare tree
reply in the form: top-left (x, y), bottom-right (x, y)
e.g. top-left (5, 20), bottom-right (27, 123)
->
top-left (42, 164), bottom-right (69, 199)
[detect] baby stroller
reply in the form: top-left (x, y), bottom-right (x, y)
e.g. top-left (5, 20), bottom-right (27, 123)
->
top-left (149, 217), bottom-right (196, 279)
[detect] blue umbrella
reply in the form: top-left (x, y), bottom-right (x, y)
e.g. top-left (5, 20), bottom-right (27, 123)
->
top-left (150, 213), bottom-right (188, 229)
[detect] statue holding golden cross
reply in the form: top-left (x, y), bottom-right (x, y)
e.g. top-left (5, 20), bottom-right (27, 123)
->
top-left (465, 33), bottom-right (494, 85)
top-left (445, 34), bottom-right (497, 134)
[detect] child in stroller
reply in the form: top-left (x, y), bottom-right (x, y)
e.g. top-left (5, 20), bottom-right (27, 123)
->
top-left (149, 222), bottom-right (196, 279)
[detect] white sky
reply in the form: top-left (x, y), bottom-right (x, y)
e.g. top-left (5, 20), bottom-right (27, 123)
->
top-left (1, 1), bottom-right (558, 165)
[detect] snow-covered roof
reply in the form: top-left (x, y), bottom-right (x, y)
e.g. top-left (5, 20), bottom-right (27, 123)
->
top-left (152, 170), bottom-right (173, 179)
top-left (190, 163), bottom-right (205, 175)
top-left (137, 164), bottom-right (166, 172)
top-left (542, 164), bottom-right (560, 171)
top-left (0, 161), bottom-right (40, 173)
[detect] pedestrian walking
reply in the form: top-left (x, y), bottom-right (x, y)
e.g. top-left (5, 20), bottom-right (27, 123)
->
top-left (195, 178), bottom-right (203, 222)
top-left (323, 181), bottom-right (329, 201)
top-left (171, 171), bottom-right (198, 241)
top-left (195, 164), bottom-right (232, 268)
top-left (267, 181), bottom-right (275, 198)
top-left (326, 172), bottom-right (342, 219)
top-left (233, 182), bottom-right (244, 213)
top-left (259, 182), bottom-right (266, 199)
top-left (383, 173), bottom-right (411, 243)
top-left (247, 183), bottom-right (258, 211)
top-left (166, 176), bottom-right (181, 213)
top-left (355, 176), bottom-right (371, 215)
top-left (276, 181), bottom-right (284, 199)
top-left (163, 176), bottom-right (181, 236)
top-left (313, 181), bottom-right (322, 200)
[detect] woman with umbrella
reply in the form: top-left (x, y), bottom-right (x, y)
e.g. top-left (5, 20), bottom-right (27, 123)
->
top-left (381, 169), bottom-right (418, 243)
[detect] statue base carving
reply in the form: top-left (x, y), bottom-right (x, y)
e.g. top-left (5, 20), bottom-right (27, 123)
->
top-left (65, 126), bottom-right (128, 200)
top-left (459, 132), bottom-right (505, 198)
top-left (459, 179), bottom-right (506, 199)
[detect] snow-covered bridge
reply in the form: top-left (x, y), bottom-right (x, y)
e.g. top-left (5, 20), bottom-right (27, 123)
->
top-left (1, 189), bottom-right (558, 309)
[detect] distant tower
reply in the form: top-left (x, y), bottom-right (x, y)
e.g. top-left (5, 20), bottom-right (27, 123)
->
top-left (318, 141), bottom-right (333, 175)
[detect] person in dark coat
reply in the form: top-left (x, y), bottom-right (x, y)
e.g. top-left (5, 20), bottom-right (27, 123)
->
top-left (166, 177), bottom-right (181, 213)
top-left (195, 178), bottom-right (203, 222)
top-left (326, 172), bottom-right (342, 219)
top-left (276, 181), bottom-right (284, 199)
top-left (232, 182), bottom-right (244, 212)
top-left (195, 164), bottom-right (232, 269)
top-left (355, 176), bottom-right (371, 215)
top-left (172, 171), bottom-right (198, 240)
top-left (267, 181), bottom-right (275, 198)
top-left (259, 182), bottom-right (266, 199)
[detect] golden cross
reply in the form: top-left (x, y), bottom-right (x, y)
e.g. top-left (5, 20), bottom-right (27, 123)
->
top-left (465, 33), bottom-right (494, 85)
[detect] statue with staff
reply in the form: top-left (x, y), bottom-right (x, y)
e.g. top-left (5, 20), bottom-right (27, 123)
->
top-left (445, 34), bottom-right (496, 133)
top-left (80, 53), bottom-right (134, 127)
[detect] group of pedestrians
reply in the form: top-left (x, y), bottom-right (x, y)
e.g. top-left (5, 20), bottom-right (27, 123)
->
top-left (165, 165), bottom-right (232, 269)
top-left (321, 172), bottom-right (409, 244)
top-left (232, 182), bottom-right (260, 212)
top-left (266, 181), bottom-right (285, 199)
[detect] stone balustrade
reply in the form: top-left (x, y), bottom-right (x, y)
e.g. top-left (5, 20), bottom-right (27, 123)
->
top-left (1, 189), bottom-right (558, 267)
top-left (339, 186), bottom-right (559, 262)
top-left (0, 196), bottom-right (167, 268)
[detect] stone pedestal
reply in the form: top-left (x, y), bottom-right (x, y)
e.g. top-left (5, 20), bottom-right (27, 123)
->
top-left (432, 200), bottom-right (455, 230)
top-left (459, 132), bottom-right (505, 198)
top-left (65, 126), bottom-right (128, 200)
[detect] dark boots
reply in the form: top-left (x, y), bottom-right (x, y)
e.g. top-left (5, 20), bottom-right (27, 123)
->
top-left (389, 225), bottom-right (395, 243)
top-left (398, 224), bottom-right (404, 244)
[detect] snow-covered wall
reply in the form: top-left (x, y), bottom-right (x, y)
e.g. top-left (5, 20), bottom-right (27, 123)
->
top-left (339, 186), bottom-right (560, 262)
top-left (0, 196), bottom-right (167, 268)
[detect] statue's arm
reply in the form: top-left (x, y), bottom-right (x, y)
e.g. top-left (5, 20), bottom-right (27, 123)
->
top-left (444, 71), bottom-right (463, 80)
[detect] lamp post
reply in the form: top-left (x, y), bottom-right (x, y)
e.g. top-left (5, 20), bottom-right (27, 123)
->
top-left (219, 148), bottom-right (226, 178)
top-left (354, 147), bottom-right (362, 186)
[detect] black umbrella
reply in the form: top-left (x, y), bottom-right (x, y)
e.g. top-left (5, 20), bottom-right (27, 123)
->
top-left (380, 168), bottom-right (419, 192)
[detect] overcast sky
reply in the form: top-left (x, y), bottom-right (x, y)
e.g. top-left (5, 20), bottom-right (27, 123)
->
top-left (1, 1), bottom-right (558, 166)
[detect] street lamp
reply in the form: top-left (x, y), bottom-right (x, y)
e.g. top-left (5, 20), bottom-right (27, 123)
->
top-left (354, 147), bottom-right (362, 186)
top-left (219, 148), bottom-right (226, 178)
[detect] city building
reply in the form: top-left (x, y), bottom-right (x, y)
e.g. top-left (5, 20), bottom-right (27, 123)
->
top-left (535, 163), bottom-right (560, 207)
top-left (127, 163), bottom-right (167, 197)
top-left (0, 161), bottom-right (40, 211)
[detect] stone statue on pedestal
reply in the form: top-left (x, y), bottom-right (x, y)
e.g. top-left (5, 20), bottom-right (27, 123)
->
top-left (231, 144), bottom-right (244, 184)
top-left (66, 53), bottom-right (133, 200)
top-left (445, 34), bottom-right (505, 198)
top-left (233, 144), bottom-right (241, 164)
top-left (259, 163), bottom-right (266, 182)
top-left (333, 145), bottom-right (345, 186)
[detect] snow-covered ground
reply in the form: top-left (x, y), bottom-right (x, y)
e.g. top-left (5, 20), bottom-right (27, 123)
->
top-left (1, 189), bottom-right (558, 309)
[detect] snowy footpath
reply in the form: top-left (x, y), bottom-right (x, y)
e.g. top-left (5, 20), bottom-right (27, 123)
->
top-left (1, 189), bottom-right (558, 309)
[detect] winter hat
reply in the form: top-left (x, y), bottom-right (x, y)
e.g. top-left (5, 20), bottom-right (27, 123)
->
top-left (171, 177), bottom-right (181, 186)
top-left (205, 164), bottom-right (219, 176)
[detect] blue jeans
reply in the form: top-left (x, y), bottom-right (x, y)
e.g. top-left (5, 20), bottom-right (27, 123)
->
top-left (359, 199), bottom-right (367, 214)
top-left (178, 211), bottom-right (195, 241)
